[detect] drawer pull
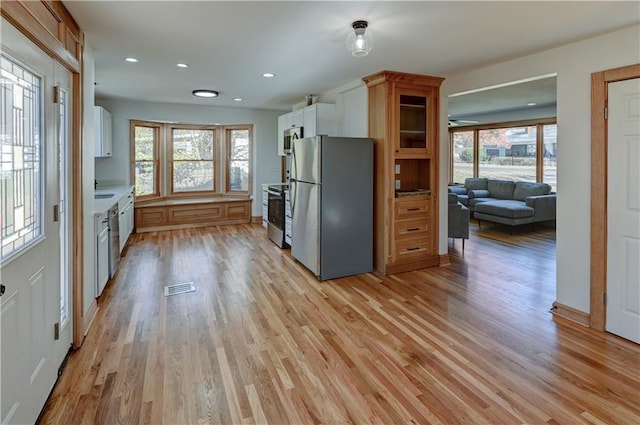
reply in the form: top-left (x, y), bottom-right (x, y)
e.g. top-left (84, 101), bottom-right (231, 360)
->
top-left (406, 247), bottom-right (420, 251)
top-left (406, 207), bottom-right (421, 212)
top-left (407, 227), bottom-right (420, 232)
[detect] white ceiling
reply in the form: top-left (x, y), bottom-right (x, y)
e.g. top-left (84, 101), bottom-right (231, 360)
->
top-left (63, 1), bottom-right (639, 112)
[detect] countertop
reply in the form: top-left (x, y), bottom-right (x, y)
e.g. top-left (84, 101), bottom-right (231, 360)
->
top-left (94, 185), bottom-right (134, 215)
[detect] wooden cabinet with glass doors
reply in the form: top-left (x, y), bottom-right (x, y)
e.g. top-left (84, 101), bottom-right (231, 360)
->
top-left (363, 71), bottom-right (444, 275)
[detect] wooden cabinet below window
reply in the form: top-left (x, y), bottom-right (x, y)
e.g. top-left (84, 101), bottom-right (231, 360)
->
top-left (135, 199), bottom-right (251, 232)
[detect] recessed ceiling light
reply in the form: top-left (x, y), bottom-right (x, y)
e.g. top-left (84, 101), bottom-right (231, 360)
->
top-left (176, 63), bottom-right (189, 68)
top-left (233, 97), bottom-right (243, 102)
top-left (125, 57), bottom-right (138, 63)
top-left (192, 89), bottom-right (219, 98)
top-left (262, 73), bottom-right (275, 78)
top-left (527, 102), bottom-right (537, 106)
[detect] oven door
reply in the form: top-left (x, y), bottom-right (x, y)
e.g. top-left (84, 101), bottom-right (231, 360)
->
top-left (267, 188), bottom-right (285, 247)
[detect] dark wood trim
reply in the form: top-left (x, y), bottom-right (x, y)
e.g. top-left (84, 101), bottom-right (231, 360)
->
top-left (1, 0), bottom-right (80, 72)
top-left (552, 301), bottom-right (590, 327)
top-left (590, 63), bottom-right (640, 331)
top-left (72, 63), bottom-right (84, 348)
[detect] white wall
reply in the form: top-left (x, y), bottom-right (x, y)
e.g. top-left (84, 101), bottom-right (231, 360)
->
top-left (94, 99), bottom-right (283, 217)
top-left (440, 24), bottom-right (640, 314)
top-left (335, 84), bottom-right (368, 137)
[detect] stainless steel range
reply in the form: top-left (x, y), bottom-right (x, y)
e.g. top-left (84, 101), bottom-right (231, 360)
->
top-left (267, 184), bottom-right (288, 247)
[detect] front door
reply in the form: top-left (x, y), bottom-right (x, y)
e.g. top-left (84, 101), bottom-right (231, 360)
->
top-left (606, 78), bottom-right (640, 344)
top-left (1, 19), bottom-right (70, 425)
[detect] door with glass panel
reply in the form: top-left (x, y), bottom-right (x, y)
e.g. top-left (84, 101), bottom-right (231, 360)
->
top-left (1, 20), bottom-right (69, 425)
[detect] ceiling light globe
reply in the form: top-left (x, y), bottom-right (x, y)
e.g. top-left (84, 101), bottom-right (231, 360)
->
top-left (346, 20), bottom-right (373, 57)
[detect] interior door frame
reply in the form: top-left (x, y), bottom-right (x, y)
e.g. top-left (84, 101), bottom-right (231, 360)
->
top-left (590, 63), bottom-right (640, 331)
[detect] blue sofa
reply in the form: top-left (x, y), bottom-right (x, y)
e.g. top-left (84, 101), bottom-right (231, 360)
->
top-left (449, 178), bottom-right (556, 228)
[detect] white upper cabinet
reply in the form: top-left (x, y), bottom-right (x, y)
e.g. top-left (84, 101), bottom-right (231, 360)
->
top-left (303, 103), bottom-right (336, 139)
top-left (94, 105), bottom-right (112, 157)
top-left (277, 103), bottom-right (336, 156)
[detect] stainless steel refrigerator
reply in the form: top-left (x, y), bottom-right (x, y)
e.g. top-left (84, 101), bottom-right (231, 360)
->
top-left (290, 135), bottom-right (373, 280)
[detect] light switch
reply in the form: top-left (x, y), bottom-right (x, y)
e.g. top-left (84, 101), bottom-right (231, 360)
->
top-left (395, 164), bottom-right (401, 174)
top-left (395, 179), bottom-right (401, 190)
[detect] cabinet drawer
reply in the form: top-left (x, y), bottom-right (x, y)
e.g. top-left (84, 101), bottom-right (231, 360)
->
top-left (395, 238), bottom-right (431, 259)
top-left (394, 219), bottom-right (430, 240)
top-left (395, 198), bottom-right (430, 220)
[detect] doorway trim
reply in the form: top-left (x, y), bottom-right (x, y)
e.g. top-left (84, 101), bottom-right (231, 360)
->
top-left (590, 63), bottom-right (640, 331)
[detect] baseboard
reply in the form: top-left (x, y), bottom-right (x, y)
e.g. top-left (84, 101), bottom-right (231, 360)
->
top-left (82, 300), bottom-right (99, 337)
top-left (251, 215), bottom-right (262, 224)
top-left (551, 301), bottom-right (590, 327)
top-left (385, 256), bottom-right (440, 274)
top-left (439, 253), bottom-right (451, 266)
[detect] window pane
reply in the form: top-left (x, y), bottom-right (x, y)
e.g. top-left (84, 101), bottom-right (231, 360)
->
top-left (134, 126), bottom-right (154, 160)
top-left (135, 161), bottom-right (155, 196)
top-left (543, 124), bottom-right (557, 192)
top-left (479, 126), bottom-right (536, 181)
top-left (173, 161), bottom-right (213, 192)
top-left (172, 129), bottom-right (213, 160)
top-left (229, 129), bottom-right (249, 160)
top-left (229, 160), bottom-right (249, 191)
top-left (1, 55), bottom-right (43, 261)
top-left (451, 131), bottom-right (473, 184)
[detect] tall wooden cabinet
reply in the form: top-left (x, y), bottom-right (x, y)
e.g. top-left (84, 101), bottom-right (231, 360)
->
top-left (363, 71), bottom-right (444, 275)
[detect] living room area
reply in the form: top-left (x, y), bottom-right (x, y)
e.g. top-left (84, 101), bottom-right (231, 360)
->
top-left (446, 75), bottom-right (558, 246)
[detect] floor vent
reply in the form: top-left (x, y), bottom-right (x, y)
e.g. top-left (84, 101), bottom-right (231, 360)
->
top-left (164, 281), bottom-right (196, 297)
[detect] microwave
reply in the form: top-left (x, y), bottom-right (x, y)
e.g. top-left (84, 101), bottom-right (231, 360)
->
top-left (283, 126), bottom-right (303, 154)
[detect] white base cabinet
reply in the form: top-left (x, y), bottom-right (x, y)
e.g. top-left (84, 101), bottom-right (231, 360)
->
top-left (262, 185), bottom-right (268, 228)
top-left (95, 213), bottom-right (109, 296)
top-left (285, 190), bottom-right (292, 246)
top-left (118, 187), bottom-right (135, 252)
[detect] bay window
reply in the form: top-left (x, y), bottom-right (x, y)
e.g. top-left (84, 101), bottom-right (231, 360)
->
top-left (169, 125), bottom-right (216, 194)
top-left (131, 120), bottom-right (252, 199)
top-left (131, 121), bottom-right (161, 199)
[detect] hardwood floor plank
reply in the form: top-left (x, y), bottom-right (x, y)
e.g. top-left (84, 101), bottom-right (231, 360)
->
top-left (37, 223), bottom-right (639, 424)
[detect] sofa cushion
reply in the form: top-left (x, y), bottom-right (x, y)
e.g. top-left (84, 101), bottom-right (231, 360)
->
top-left (474, 200), bottom-right (534, 218)
top-left (487, 180), bottom-right (515, 199)
top-left (448, 186), bottom-right (467, 196)
top-left (468, 189), bottom-right (490, 199)
top-left (468, 197), bottom-right (493, 207)
top-left (513, 182), bottom-right (552, 201)
top-left (448, 193), bottom-right (459, 204)
top-left (465, 177), bottom-right (488, 191)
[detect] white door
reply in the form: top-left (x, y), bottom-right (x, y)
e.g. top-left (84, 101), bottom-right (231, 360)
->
top-left (606, 78), bottom-right (640, 344)
top-left (1, 19), bottom-right (69, 425)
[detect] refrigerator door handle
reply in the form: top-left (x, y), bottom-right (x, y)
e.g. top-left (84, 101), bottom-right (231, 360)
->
top-left (290, 180), bottom-right (296, 217)
top-left (291, 141), bottom-right (298, 181)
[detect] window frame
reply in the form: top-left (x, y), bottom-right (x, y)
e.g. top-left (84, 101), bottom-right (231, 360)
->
top-left (448, 117), bottom-right (557, 188)
top-left (167, 124), bottom-right (218, 196)
top-left (224, 124), bottom-right (253, 194)
top-left (131, 120), bottom-right (254, 201)
top-left (130, 120), bottom-right (162, 201)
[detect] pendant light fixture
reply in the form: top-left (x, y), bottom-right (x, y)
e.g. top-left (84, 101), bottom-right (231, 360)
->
top-left (346, 20), bottom-right (373, 57)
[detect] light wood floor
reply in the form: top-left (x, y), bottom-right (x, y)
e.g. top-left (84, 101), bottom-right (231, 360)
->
top-left (38, 222), bottom-right (639, 424)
